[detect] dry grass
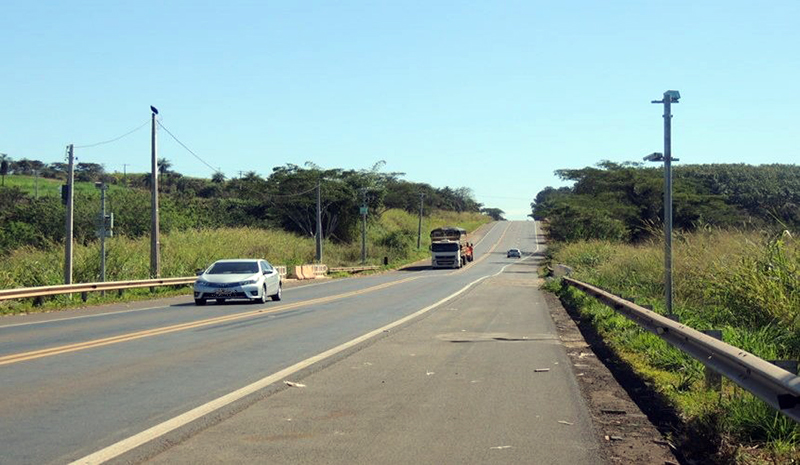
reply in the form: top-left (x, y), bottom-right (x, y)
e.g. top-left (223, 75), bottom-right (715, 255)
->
top-left (548, 228), bottom-right (799, 462)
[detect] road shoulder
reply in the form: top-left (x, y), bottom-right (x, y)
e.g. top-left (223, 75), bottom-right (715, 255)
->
top-left (544, 288), bottom-right (679, 464)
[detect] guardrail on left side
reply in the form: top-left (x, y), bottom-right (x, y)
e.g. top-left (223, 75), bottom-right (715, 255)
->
top-left (0, 277), bottom-right (197, 303)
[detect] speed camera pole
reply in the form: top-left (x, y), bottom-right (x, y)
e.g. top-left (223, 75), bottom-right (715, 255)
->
top-left (150, 106), bottom-right (161, 280)
top-left (650, 90), bottom-right (680, 317)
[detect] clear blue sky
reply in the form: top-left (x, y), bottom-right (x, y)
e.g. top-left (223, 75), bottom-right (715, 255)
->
top-left (2, 1), bottom-right (798, 219)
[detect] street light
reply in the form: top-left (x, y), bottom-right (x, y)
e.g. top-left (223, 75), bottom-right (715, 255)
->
top-left (647, 90), bottom-right (680, 318)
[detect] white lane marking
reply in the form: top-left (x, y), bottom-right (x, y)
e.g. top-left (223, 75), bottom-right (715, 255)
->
top-left (71, 244), bottom-right (529, 465)
top-left (472, 221), bottom-right (500, 248)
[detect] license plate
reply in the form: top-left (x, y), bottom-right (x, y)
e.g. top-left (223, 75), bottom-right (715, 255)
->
top-left (214, 289), bottom-right (235, 296)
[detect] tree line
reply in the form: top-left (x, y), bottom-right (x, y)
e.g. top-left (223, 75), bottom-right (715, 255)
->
top-left (531, 161), bottom-right (800, 242)
top-left (0, 157), bottom-right (499, 254)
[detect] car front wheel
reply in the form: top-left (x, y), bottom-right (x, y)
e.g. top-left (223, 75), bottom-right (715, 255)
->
top-left (272, 283), bottom-right (282, 301)
top-left (258, 284), bottom-right (268, 304)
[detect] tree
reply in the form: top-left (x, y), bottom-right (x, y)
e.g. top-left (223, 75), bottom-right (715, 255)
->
top-left (157, 158), bottom-right (172, 175)
top-left (481, 207), bottom-right (506, 221)
top-left (212, 171), bottom-right (226, 183)
top-left (74, 162), bottom-right (105, 182)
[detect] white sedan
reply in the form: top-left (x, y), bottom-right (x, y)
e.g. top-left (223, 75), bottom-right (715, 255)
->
top-left (193, 259), bottom-right (282, 306)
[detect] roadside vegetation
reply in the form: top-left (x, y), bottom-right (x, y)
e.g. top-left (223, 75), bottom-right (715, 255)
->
top-left (0, 157), bottom-right (497, 315)
top-left (535, 161), bottom-right (800, 463)
top-left (0, 208), bottom-right (489, 315)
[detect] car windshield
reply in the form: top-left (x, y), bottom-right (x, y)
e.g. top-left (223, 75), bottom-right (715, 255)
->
top-left (432, 243), bottom-right (460, 252)
top-left (207, 262), bottom-right (259, 274)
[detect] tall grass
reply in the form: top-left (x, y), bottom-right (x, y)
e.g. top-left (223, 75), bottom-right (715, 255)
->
top-left (547, 228), bottom-right (799, 461)
top-left (0, 209), bottom-right (490, 314)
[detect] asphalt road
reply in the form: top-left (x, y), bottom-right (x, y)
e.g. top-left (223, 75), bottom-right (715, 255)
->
top-left (0, 221), bottom-right (600, 464)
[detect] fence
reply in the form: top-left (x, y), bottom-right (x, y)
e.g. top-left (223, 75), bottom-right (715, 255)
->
top-left (561, 276), bottom-right (800, 423)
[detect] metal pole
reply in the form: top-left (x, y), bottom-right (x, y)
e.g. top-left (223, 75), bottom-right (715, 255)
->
top-left (315, 181), bottom-right (322, 262)
top-left (99, 183), bottom-right (107, 296)
top-left (64, 144), bottom-right (75, 285)
top-left (417, 193), bottom-right (425, 249)
top-left (663, 95), bottom-right (673, 317)
top-left (150, 109), bottom-right (161, 279)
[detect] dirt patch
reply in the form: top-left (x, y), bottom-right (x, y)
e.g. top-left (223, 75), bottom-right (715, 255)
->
top-left (544, 289), bottom-right (682, 464)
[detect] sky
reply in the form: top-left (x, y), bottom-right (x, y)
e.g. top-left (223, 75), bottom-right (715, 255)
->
top-left (2, 1), bottom-right (798, 220)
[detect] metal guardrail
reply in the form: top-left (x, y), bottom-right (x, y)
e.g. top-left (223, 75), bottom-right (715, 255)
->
top-left (0, 277), bottom-right (197, 302)
top-left (562, 276), bottom-right (800, 423)
top-left (328, 265), bottom-right (381, 273)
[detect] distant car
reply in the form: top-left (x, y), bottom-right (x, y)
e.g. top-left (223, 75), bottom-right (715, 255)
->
top-left (193, 259), bottom-right (282, 306)
top-left (507, 248), bottom-right (522, 258)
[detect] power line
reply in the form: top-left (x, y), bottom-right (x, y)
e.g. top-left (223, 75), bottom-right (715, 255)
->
top-left (156, 121), bottom-right (219, 174)
top-left (266, 185), bottom-right (318, 199)
top-left (74, 120), bottom-right (150, 149)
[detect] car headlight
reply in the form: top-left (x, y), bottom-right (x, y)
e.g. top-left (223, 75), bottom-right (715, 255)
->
top-left (240, 279), bottom-right (257, 285)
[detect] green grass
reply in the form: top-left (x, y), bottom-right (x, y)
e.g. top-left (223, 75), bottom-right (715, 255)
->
top-left (1, 174), bottom-right (126, 198)
top-left (0, 208), bottom-right (491, 315)
top-left (546, 228), bottom-right (799, 463)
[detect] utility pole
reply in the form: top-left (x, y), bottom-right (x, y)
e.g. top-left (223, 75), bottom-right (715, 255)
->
top-left (315, 181), bottom-right (323, 262)
top-left (0, 153), bottom-right (7, 187)
top-left (360, 188), bottom-right (367, 264)
top-left (650, 90), bottom-right (680, 317)
top-left (96, 182), bottom-right (109, 295)
top-left (417, 192), bottom-right (425, 249)
top-left (64, 144), bottom-right (75, 285)
top-left (122, 163), bottom-right (129, 186)
top-left (150, 106), bottom-right (161, 279)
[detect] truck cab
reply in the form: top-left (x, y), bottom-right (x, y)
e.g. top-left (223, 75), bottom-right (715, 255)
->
top-left (431, 240), bottom-right (463, 268)
top-left (430, 227), bottom-right (473, 269)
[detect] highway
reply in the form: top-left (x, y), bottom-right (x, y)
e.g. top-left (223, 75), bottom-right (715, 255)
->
top-left (0, 220), bottom-right (600, 464)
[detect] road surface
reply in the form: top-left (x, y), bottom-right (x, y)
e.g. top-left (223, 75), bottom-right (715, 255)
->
top-left (0, 220), bottom-right (602, 464)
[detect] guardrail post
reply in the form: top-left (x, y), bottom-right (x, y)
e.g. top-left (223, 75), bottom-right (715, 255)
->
top-left (770, 360), bottom-right (799, 375)
top-left (118, 289), bottom-right (124, 298)
top-left (702, 329), bottom-right (723, 391)
top-left (34, 296), bottom-right (44, 307)
top-left (81, 292), bottom-right (88, 302)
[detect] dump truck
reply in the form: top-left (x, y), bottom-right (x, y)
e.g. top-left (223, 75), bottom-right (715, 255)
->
top-left (430, 226), bottom-right (474, 269)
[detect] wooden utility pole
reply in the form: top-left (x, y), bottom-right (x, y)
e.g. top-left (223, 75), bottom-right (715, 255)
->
top-left (150, 107), bottom-right (161, 279)
top-left (64, 144), bottom-right (75, 285)
top-left (315, 181), bottom-right (323, 262)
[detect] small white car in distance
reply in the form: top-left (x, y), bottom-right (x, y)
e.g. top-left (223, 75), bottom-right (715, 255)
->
top-left (193, 259), bottom-right (282, 306)
top-left (507, 248), bottom-right (522, 258)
